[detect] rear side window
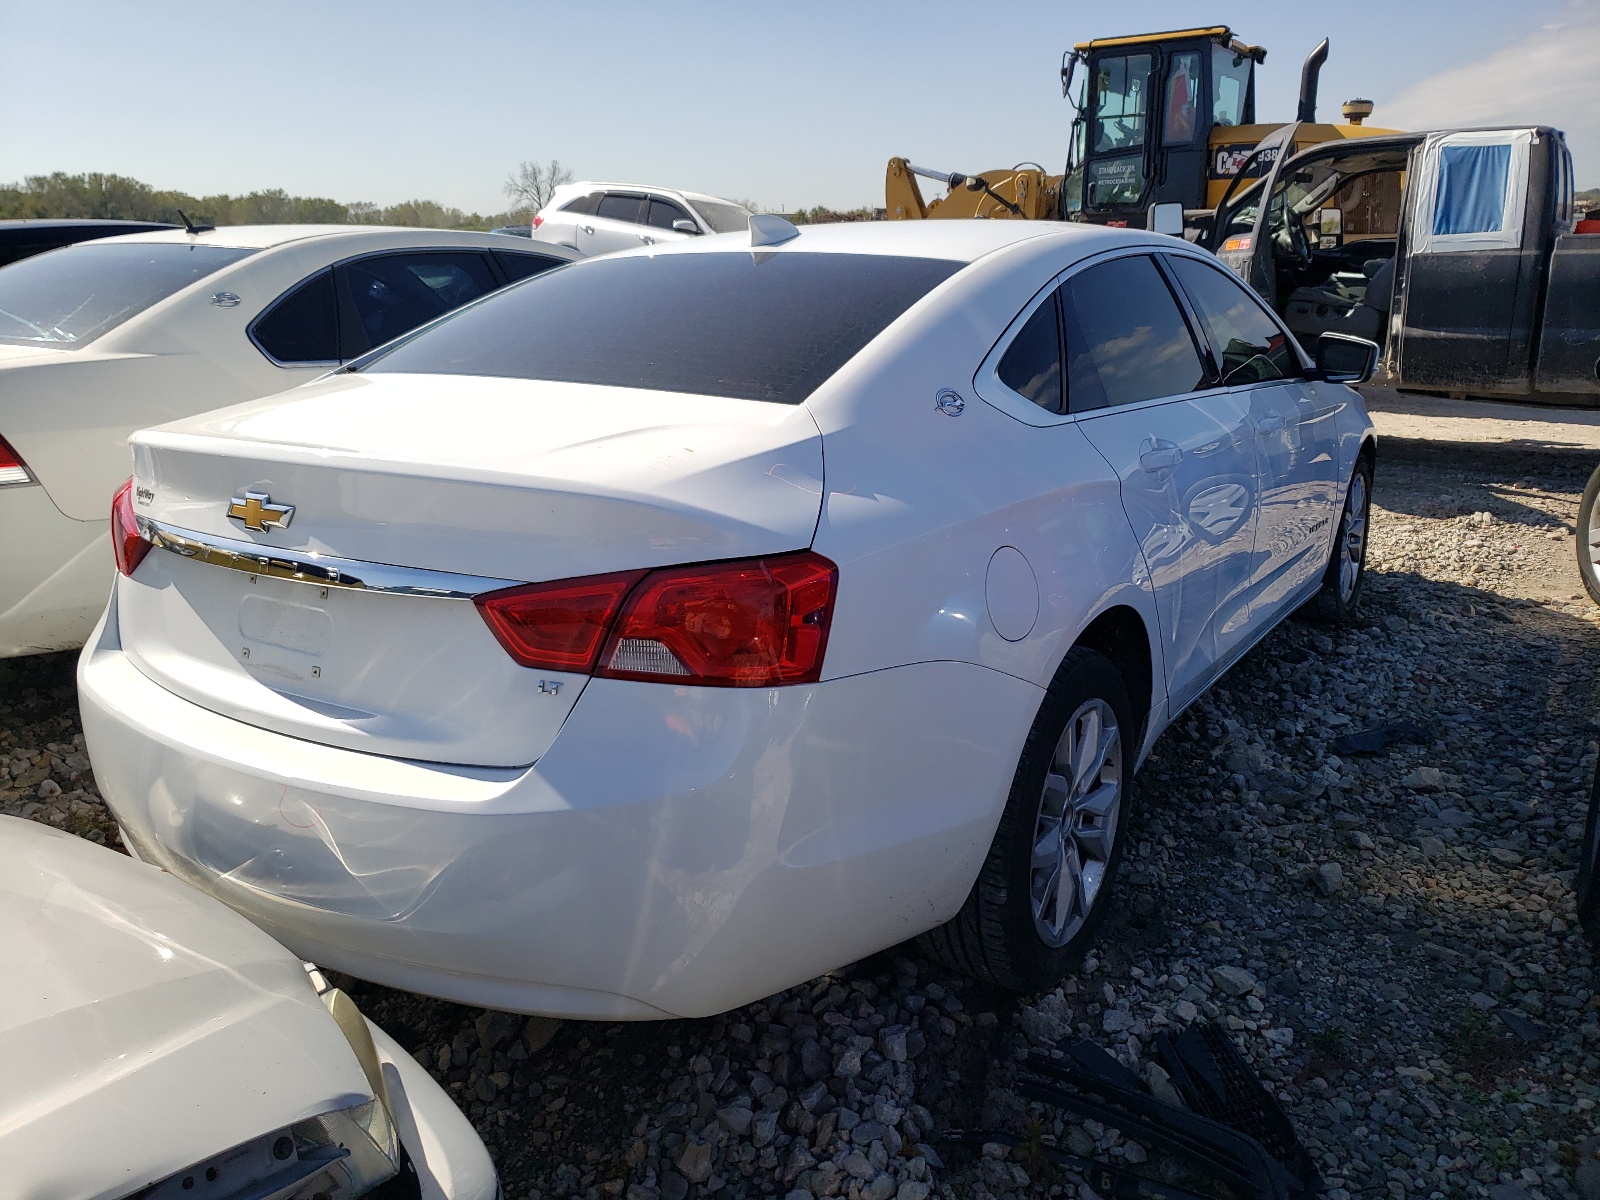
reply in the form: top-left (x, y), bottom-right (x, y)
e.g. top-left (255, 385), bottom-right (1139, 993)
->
top-left (560, 192), bottom-right (602, 215)
top-left (0, 242), bottom-right (255, 349)
top-left (1060, 255), bottom-right (1207, 410)
top-left (647, 198), bottom-right (694, 231)
top-left (597, 194), bottom-right (645, 224)
top-left (1166, 254), bottom-right (1300, 384)
top-left (997, 296), bottom-right (1063, 412)
top-left (252, 269), bottom-right (339, 363)
top-left (364, 251), bottom-right (963, 405)
top-left (493, 250), bottom-right (566, 282)
top-left (339, 251), bottom-right (498, 356)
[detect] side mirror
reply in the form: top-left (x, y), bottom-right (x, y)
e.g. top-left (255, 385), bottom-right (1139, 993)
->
top-left (1316, 332), bottom-right (1379, 385)
top-left (672, 219), bottom-right (700, 235)
top-left (1147, 200), bottom-right (1185, 237)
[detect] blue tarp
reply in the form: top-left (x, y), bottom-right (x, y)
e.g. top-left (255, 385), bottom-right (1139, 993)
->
top-left (1433, 143), bottom-right (1512, 236)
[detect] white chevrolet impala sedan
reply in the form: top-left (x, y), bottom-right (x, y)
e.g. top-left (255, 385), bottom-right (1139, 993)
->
top-left (79, 219), bottom-right (1377, 1020)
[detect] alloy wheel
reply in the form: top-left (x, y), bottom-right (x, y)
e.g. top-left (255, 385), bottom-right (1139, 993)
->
top-left (1030, 698), bottom-right (1123, 948)
top-left (1339, 470), bottom-right (1369, 603)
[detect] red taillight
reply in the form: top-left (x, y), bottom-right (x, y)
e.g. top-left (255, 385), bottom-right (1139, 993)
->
top-left (475, 570), bottom-right (648, 672)
top-left (475, 552), bottom-right (839, 686)
top-left (111, 478), bottom-right (151, 577)
top-left (600, 551), bottom-right (837, 687)
top-left (531, 214), bottom-right (544, 229)
top-left (0, 435), bottom-right (32, 486)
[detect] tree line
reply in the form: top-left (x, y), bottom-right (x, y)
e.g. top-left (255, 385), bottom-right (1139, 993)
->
top-left (0, 171), bottom-right (531, 230)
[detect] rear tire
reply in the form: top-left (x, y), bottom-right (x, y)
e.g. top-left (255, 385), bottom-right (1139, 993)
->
top-left (1312, 454), bottom-right (1373, 623)
top-left (919, 647), bottom-right (1135, 993)
top-left (1577, 464), bottom-right (1600, 607)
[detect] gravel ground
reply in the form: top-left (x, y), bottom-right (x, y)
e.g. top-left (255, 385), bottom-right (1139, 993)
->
top-left (4, 434), bottom-right (1599, 1200)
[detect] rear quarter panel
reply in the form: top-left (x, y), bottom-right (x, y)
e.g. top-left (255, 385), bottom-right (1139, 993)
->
top-left (806, 236), bottom-right (1163, 711)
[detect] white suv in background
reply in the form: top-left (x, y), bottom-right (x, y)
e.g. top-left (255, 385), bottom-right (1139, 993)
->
top-left (531, 182), bottom-right (751, 256)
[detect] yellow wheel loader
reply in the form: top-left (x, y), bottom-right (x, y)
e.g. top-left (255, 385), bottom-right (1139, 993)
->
top-left (886, 26), bottom-right (1399, 229)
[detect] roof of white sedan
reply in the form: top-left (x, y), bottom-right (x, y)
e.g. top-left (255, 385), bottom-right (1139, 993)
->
top-left (82, 224), bottom-right (524, 250)
top-left (624, 216), bottom-right (1166, 264)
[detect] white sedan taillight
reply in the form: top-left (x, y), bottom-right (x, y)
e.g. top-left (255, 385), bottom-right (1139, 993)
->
top-left (0, 435), bottom-right (33, 486)
top-left (475, 551), bottom-right (837, 686)
top-left (111, 478), bottom-right (152, 577)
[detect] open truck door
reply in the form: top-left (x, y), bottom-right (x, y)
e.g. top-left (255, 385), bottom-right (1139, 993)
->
top-left (1396, 127), bottom-right (1598, 401)
top-left (1208, 121), bottom-right (1300, 303)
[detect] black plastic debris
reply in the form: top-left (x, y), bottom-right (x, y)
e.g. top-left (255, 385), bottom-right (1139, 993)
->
top-left (1329, 720), bottom-right (1434, 756)
top-left (1579, 757), bottom-right (1600, 949)
top-left (958, 1023), bottom-right (1318, 1200)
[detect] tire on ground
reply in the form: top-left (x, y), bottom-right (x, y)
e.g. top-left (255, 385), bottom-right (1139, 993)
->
top-left (1312, 451), bottom-right (1375, 624)
top-left (920, 646), bottom-right (1135, 993)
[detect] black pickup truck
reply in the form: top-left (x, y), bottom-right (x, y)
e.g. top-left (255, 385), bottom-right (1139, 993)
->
top-left (1205, 123), bottom-right (1598, 406)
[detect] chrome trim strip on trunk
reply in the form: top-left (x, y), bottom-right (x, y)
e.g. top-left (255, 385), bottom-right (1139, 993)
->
top-left (137, 518), bottom-right (523, 599)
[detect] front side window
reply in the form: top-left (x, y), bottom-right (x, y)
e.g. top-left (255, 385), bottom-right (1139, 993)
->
top-left (363, 252), bottom-right (963, 405)
top-left (1059, 255), bottom-right (1207, 411)
top-left (0, 242), bottom-right (255, 349)
top-left (340, 252), bottom-right (498, 356)
top-left (996, 296), bottom-right (1063, 412)
top-left (1166, 255), bottom-right (1300, 385)
top-left (1092, 53), bottom-right (1152, 152)
top-left (1164, 51), bottom-right (1202, 145)
top-left (1211, 45), bottom-right (1252, 126)
top-left (252, 269), bottom-right (339, 363)
top-left (647, 198), bottom-right (694, 231)
top-left (597, 194), bottom-right (646, 224)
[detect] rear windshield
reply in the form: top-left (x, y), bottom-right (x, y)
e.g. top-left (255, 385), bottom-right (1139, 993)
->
top-left (0, 242), bottom-right (256, 349)
top-left (363, 251), bottom-right (963, 404)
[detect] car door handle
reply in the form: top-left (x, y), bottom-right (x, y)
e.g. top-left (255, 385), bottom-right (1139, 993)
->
top-left (639, 234), bottom-right (656, 244)
top-left (1139, 445), bottom-right (1183, 472)
top-left (1256, 414), bottom-right (1286, 434)
top-left (580, 224), bottom-right (595, 235)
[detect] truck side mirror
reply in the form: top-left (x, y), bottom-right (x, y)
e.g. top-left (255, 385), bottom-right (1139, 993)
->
top-left (1147, 201), bottom-right (1185, 236)
top-left (1316, 332), bottom-right (1379, 384)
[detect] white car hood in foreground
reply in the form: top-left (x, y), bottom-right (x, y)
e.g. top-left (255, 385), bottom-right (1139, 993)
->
top-left (0, 818), bottom-right (373, 1200)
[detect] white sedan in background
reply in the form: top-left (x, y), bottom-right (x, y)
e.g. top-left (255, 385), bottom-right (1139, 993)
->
top-left (0, 816), bottom-right (497, 1199)
top-left (530, 181), bottom-right (751, 256)
top-left (81, 218), bottom-right (1377, 1021)
top-left (0, 225), bottom-right (577, 658)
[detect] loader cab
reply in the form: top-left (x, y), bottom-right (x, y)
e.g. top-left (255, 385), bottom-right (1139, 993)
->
top-left (1063, 27), bottom-right (1265, 223)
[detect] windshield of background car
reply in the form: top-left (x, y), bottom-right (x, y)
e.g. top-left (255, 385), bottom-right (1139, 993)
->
top-left (1212, 46), bottom-right (1252, 126)
top-left (688, 199), bottom-right (751, 234)
top-left (0, 242), bottom-right (256, 349)
top-left (363, 252), bottom-right (964, 404)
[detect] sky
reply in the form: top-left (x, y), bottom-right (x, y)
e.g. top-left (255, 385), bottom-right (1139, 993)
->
top-left (2, 1), bottom-right (1597, 213)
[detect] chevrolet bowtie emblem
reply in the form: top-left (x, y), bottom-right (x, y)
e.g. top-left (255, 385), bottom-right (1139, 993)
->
top-left (227, 491), bottom-right (294, 532)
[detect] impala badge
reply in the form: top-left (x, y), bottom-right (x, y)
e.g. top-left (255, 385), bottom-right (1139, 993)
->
top-left (227, 491), bottom-right (295, 532)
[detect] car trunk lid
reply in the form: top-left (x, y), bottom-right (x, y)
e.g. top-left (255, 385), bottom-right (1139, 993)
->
top-left (119, 372), bottom-right (825, 767)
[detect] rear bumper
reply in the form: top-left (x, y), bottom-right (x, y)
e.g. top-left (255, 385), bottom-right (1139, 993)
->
top-left (0, 484), bottom-right (109, 658)
top-left (80, 592), bottom-right (1039, 1019)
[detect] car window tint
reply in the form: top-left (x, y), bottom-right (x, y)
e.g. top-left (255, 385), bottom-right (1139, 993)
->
top-left (0, 242), bottom-right (255, 350)
top-left (341, 252), bottom-right (498, 355)
top-left (996, 295), bottom-right (1063, 412)
top-left (597, 194), bottom-right (645, 224)
top-left (252, 269), bottom-right (339, 363)
top-left (492, 250), bottom-right (567, 283)
top-left (1166, 254), bottom-right (1300, 385)
top-left (364, 252), bottom-right (963, 405)
top-left (1059, 255), bottom-right (1207, 411)
top-left (647, 198), bottom-right (694, 231)
top-left (560, 192), bottom-right (601, 215)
